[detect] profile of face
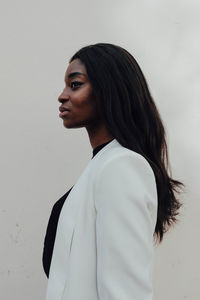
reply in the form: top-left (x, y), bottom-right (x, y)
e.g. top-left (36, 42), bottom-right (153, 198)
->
top-left (58, 59), bottom-right (101, 129)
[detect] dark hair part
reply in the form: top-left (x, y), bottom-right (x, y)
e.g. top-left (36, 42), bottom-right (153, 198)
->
top-left (69, 43), bottom-right (184, 243)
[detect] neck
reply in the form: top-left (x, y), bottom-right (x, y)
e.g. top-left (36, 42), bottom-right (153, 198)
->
top-left (86, 122), bottom-right (114, 149)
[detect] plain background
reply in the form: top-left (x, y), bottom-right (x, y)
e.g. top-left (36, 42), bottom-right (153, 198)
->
top-left (0, 0), bottom-right (199, 299)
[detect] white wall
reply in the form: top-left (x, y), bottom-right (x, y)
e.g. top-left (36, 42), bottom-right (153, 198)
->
top-left (0, 0), bottom-right (199, 299)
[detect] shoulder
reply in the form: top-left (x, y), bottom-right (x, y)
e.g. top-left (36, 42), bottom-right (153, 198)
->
top-left (94, 148), bottom-right (157, 208)
top-left (95, 147), bottom-right (156, 186)
top-left (94, 147), bottom-right (158, 232)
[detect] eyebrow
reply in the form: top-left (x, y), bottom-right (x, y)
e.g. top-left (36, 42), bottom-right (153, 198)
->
top-left (67, 72), bottom-right (87, 79)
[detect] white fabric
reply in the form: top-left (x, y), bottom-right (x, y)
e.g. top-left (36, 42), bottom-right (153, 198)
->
top-left (45, 138), bottom-right (158, 300)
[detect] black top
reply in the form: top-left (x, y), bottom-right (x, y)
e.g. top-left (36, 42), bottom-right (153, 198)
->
top-left (42, 139), bottom-right (114, 278)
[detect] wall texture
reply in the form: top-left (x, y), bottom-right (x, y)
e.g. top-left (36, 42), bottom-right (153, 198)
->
top-left (0, 0), bottom-right (199, 299)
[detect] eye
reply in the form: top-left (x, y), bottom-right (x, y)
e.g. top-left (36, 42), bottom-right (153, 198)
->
top-left (70, 81), bottom-right (83, 90)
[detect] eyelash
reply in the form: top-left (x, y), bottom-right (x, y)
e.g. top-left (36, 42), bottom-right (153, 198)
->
top-left (70, 81), bottom-right (83, 90)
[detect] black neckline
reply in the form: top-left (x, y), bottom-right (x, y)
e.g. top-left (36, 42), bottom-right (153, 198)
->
top-left (92, 139), bottom-right (114, 159)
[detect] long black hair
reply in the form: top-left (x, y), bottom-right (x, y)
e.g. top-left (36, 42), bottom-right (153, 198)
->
top-left (69, 43), bottom-right (184, 243)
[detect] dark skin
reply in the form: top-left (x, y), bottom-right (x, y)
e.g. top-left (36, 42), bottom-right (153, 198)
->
top-left (58, 58), bottom-right (114, 149)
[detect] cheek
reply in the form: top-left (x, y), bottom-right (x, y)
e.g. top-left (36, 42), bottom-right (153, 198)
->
top-left (81, 100), bottom-right (98, 119)
top-left (73, 89), bottom-right (97, 112)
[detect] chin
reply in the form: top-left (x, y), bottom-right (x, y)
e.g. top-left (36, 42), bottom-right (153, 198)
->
top-left (62, 119), bottom-right (84, 129)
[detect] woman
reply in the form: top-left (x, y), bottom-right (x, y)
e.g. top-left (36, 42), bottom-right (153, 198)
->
top-left (43, 43), bottom-right (183, 300)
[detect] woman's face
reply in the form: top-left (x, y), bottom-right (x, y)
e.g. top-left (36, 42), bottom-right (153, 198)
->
top-left (58, 58), bottom-right (101, 129)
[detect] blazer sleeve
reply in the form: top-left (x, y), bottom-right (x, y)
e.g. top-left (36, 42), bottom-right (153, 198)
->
top-left (94, 152), bottom-right (157, 300)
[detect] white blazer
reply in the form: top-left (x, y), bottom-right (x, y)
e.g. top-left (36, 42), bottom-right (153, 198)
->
top-left (45, 138), bottom-right (158, 300)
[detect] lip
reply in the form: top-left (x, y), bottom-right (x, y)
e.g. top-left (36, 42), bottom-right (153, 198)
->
top-left (59, 110), bottom-right (71, 118)
top-left (59, 106), bottom-right (71, 113)
top-left (59, 106), bottom-right (71, 118)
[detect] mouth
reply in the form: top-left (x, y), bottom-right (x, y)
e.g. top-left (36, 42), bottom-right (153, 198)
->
top-left (59, 106), bottom-right (71, 118)
top-left (59, 110), bottom-right (71, 118)
top-left (59, 106), bottom-right (71, 113)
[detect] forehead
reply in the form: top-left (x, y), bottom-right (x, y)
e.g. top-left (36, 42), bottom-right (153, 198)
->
top-left (65, 59), bottom-right (87, 77)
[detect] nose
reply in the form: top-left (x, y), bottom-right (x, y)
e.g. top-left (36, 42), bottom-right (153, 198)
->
top-left (58, 88), bottom-right (69, 103)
